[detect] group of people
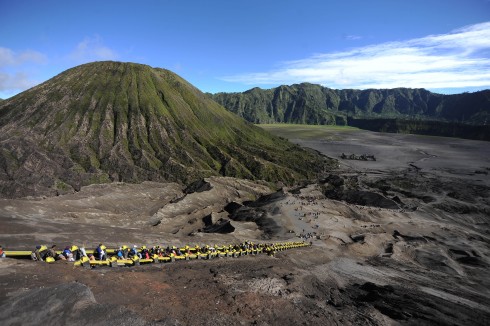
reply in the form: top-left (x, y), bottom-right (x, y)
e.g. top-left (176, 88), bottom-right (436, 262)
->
top-left (30, 243), bottom-right (190, 262)
top-left (89, 243), bottom-right (189, 261)
top-left (299, 231), bottom-right (316, 240)
top-left (113, 244), bottom-right (188, 260)
top-left (27, 241), bottom-right (303, 262)
top-left (31, 245), bottom-right (86, 262)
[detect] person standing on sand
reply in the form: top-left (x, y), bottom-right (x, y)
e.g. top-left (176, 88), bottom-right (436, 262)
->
top-left (0, 245), bottom-right (5, 258)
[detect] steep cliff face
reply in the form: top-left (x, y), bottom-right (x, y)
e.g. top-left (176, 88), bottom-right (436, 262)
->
top-left (0, 62), bottom-right (331, 198)
top-left (213, 84), bottom-right (342, 124)
top-left (212, 83), bottom-right (490, 125)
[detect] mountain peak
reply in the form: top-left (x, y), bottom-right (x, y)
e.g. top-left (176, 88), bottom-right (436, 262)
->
top-left (0, 61), bottom-right (331, 198)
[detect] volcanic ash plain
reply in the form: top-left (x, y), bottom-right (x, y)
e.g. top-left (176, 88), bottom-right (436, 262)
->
top-left (1, 129), bottom-right (489, 326)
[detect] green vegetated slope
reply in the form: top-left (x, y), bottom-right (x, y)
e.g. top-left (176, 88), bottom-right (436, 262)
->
top-left (212, 83), bottom-right (490, 126)
top-left (0, 61), bottom-right (331, 198)
top-left (258, 124), bottom-right (359, 141)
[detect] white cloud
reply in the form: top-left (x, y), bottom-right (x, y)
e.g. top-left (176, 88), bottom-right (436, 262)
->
top-left (0, 47), bottom-right (47, 67)
top-left (222, 22), bottom-right (490, 91)
top-left (0, 36), bottom-right (119, 98)
top-left (344, 34), bottom-right (361, 41)
top-left (68, 35), bottom-right (118, 63)
top-left (0, 71), bottom-right (38, 92)
top-left (0, 47), bottom-right (47, 96)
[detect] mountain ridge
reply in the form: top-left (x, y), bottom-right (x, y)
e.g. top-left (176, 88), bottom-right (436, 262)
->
top-left (211, 83), bottom-right (490, 126)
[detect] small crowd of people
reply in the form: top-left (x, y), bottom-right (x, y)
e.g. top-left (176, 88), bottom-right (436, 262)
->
top-left (299, 231), bottom-right (316, 240)
top-left (31, 245), bottom-right (87, 262)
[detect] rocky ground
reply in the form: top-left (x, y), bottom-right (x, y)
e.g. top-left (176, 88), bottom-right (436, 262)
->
top-left (1, 129), bottom-right (489, 325)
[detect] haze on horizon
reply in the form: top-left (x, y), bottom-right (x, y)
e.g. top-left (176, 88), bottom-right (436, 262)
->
top-left (1, 0), bottom-right (489, 99)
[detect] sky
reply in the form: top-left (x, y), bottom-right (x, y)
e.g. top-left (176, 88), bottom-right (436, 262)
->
top-left (1, 0), bottom-right (490, 99)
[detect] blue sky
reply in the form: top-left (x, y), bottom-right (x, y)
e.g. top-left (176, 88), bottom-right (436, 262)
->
top-left (1, 0), bottom-right (490, 99)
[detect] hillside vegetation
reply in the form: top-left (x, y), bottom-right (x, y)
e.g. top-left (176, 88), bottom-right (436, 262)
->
top-left (0, 62), bottom-right (332, 198)
top-left (212, 83), bottom-right (490, 127)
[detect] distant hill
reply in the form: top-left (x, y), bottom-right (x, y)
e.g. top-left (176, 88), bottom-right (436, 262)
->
top-left (211, 83), bottom-right (490, 127)
top-left (0, 62), bottom-right (331, 198)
